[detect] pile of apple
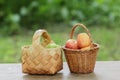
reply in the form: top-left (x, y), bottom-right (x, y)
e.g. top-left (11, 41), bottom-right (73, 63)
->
top-left (65, 33), bottom-right (91, 50)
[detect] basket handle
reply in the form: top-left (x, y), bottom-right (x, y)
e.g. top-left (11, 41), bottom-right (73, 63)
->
top-left (32, 29), bottom-right (52, 48)
top-left (70, 23), bottom-right (93, 44)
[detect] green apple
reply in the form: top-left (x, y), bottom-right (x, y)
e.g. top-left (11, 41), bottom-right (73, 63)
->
top-left (46, 43), bottom-right (60, 48)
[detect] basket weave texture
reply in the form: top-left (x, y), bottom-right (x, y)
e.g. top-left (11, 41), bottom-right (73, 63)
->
top-left (22, 29), bottom-right (63, 74)
top-left (62, 23), bottom-right (99, 73)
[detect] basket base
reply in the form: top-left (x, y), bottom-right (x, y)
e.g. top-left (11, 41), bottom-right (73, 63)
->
top-left (70, 70), bottom-right (93, 74)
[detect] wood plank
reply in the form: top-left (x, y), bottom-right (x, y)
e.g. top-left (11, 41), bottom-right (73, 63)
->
top-left (0, 61), bottom-right (120, 80)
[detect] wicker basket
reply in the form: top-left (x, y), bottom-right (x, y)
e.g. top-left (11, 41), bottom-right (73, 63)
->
top-left (22, 29), bottom-right (63, 74)
top-left (62, 23), bottom-right (99, 73)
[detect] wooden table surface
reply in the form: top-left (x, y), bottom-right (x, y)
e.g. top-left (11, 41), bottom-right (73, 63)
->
top-left (0, 61), bottom-right (120, 80)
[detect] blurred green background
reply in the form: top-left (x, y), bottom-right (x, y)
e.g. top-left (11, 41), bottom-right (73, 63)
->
top-left (0, 0), bottom-right (120, 63)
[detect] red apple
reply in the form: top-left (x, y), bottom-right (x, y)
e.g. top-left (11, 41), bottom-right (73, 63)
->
top-left (77, 33), bottom-right (91, 48)
top-left (65, 39), bottom-right (78, 49)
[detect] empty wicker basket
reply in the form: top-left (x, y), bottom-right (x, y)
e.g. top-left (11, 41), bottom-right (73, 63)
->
top-left (22, 29), bottom-right (63, 74)
top-left (62, 23), bottom-right (99, 73)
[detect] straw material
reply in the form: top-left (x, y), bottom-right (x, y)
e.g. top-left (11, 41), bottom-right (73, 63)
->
top-left (62, 23), bottom-right (99, 73)
top-left (22, 30), bottom-right (63, 74)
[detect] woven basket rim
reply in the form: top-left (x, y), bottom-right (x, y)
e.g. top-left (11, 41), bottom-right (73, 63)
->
top-left (62, 43), bottom-right (99, 52)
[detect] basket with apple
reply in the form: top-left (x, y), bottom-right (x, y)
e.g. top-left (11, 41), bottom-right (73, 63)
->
top-left (22, 29), bottom-right (63, 74)
top-left (62, 23), bottom-right (99, 73)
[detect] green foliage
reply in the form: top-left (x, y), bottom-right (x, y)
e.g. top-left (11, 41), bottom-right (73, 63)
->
top-left (0, 0), bottom-right (120, 62)
top-left (0, 0), bottom-right (120, 35)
